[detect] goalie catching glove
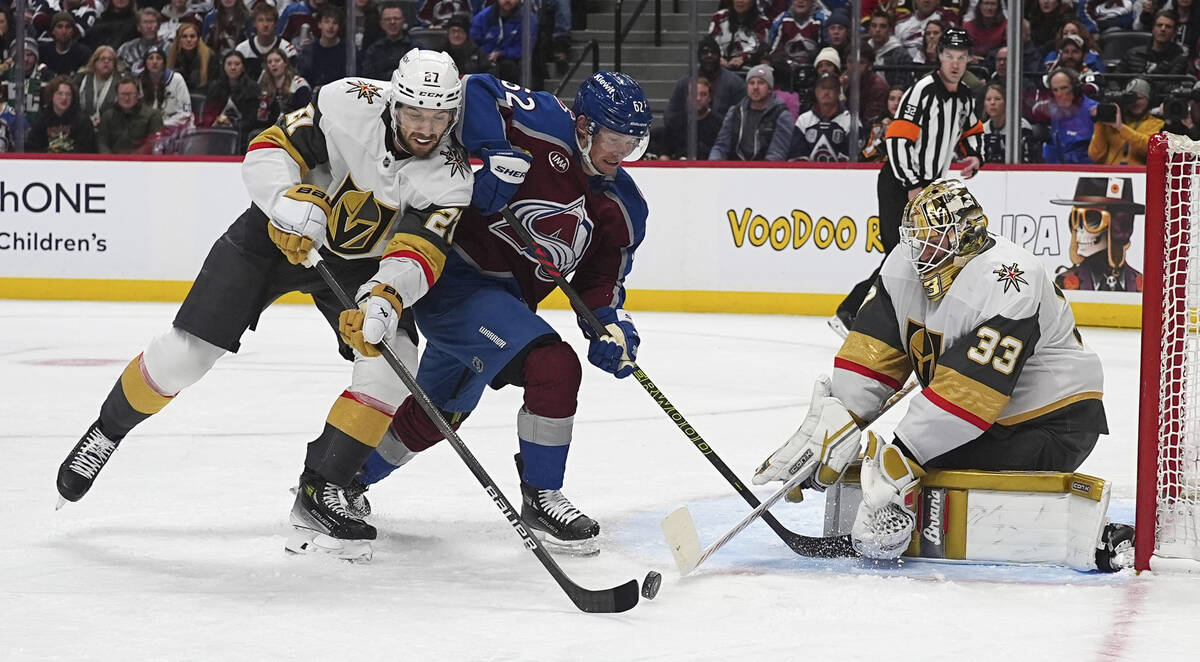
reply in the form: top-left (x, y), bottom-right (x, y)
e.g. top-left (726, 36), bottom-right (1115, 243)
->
top-left (339, 282), bottom-right (404, 357)
top-left (753, 375), bottom-right (861, 491)
top-left (851, 432), bottom-right (926, 559)
top-left (267, 184), bottom-right (332, 265)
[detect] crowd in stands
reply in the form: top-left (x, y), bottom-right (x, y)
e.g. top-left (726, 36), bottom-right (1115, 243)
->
top-left (654, 0), bottom-right (1197, 165)
top-left (0, 0), bottom-right (576, 153)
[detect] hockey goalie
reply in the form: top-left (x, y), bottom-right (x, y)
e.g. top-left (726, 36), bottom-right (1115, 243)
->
top-left (753, 179), bottom-right (1134, 572)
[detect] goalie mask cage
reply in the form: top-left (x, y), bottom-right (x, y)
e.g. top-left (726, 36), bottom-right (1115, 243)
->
top-left (1138, 132), bottom-right (1200, 572)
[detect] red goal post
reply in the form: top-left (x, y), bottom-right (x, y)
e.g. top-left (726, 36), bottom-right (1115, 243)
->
top-left (1138, 132), bottom-right (1200, 572)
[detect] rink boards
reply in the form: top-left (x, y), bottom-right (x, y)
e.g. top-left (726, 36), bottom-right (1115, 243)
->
top-left (0, 156), bottom-right (1146, 327)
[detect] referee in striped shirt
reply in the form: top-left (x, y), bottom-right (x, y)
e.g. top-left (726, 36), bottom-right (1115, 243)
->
top-left (831, 27), bottom-right (984, 336)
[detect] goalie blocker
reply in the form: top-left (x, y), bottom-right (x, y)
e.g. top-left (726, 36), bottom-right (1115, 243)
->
top-left (823, 466), bottom-right (1131, 571)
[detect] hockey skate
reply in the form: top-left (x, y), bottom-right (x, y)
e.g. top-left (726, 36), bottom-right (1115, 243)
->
top-left (343, 478), bottom-right (371, 519)
top-left (515, 453), bottom-right (601, 557)
top-left (285, 473), bottom-right (377, 563)
top-left (1095, 522), bottom-right (1135, 573)
top-left (56, 420), bottom-right (121, 508)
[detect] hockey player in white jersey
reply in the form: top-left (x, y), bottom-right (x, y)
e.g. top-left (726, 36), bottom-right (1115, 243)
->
top-left (753, 179), bottom-right (1130, 569)
top-left (56, 50), bottom-right (473, 556)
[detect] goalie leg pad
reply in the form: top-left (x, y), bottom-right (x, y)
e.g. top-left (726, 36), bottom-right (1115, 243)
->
top-left (830, 466), bottom-right (1113, 570)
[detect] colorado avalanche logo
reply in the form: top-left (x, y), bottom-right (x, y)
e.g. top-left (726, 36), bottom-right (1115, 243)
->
top-left (490, 196), bottom-right (594, 282)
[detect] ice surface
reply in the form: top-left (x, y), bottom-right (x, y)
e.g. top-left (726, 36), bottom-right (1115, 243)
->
top-left (2, 301), bottom-right (1197, 661)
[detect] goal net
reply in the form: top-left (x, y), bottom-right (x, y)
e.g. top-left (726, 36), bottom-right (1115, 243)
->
top-left (1138, 132), bottom-right (1200, 571)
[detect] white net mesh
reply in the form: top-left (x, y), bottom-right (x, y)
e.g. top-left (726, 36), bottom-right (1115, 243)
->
top-left (1156, 133), bottom-right (1200, 560)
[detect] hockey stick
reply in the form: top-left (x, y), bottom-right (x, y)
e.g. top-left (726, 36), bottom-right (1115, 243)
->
top-left (306, 250), bottom-right (640, 614)
top-left (662, 380), bottom-right (919, 576)
top-left (499, 206), bottom-right (850, 558)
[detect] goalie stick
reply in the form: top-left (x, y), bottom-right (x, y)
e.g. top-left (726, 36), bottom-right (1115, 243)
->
top-left (306, 250), bottom-right (640, 614)
top-left (663, 380), bottom-right (920, 576)
top-left (499, 207), bottom-right (854, 559)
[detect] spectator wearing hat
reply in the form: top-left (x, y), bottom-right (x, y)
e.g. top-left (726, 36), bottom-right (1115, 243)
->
top-left (1087, 78), bottom-right (1163, 165)
top-left (813, 46), bottom-right (841, 77)
top-left (866, 9), bottom-right (915, 87)
top-left (895, 0), bottom-right (958, 56)
top-left (709, 0), bottom-right (771, 70)
top-left (5, 38), bottom-right (51, 124)
top-left (823, 9), bottom-right (852, 60)
top-left (709, 63), bottom-right (794, 160)
top-left (441, 12), bottom-right (490, 75)
top-left (788, 72), bottom-right (858, 161)
top-left (1119, 11), bottom-right (1188, 98)
top-left (768, 0), bottom-right (826, 68)
top-left (1042, 18), bottom-right (1106, 73)
top-left (41, 12), bottom-right (93, 77)
top-left (27, 74), bottom-right (97, 153)
top-left (359, 2), bottom-right (415, 80)
top-left (684, 35), bottom-right (749, 121)
top-left (98, 75), bottom-right (164, 153)
top-left (1043, 33), bottom-right (1105, 75)
top-left (138, 45), bottom-right (193, 134)
top-left (118, 9), bottom-right (168, 74)
top-left (470, 0), bottom-right (536, 84)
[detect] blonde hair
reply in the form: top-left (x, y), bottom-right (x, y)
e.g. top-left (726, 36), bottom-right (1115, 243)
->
top-left (167, 23), bottom-right (212, 88)
top-left (85, 46), bottom-right (120, 76)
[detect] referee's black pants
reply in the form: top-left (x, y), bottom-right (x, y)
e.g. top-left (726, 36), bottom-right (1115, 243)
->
top-left (837, 167), bottom-right (911, 319)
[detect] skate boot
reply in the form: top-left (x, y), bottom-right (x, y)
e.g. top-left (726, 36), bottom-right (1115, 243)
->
top-left (515, 453), bottom-right (600, 556)
top-left (344, 478), bottom-right (371, 519)
top-left (56, 420), bottom-right (121, 507)
top-left (285, 472), bottom-right (376, 562)
top-left (1095, 522), bottom-right (1135, 573)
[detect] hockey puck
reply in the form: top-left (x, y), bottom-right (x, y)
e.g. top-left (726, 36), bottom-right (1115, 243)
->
top-left (641, 571), bottom-right (662, 600)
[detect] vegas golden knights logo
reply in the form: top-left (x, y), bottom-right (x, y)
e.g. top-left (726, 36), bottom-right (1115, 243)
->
top-left (326, 175), bottom-right (397, 254)
top-left (905, 319), bottom-right (943, 388)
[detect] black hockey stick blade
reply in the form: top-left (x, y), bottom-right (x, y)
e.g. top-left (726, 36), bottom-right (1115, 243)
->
top-left (563, 577), bottom-right (641, 613)
top-left (307, 251), bottom-right (640, 613)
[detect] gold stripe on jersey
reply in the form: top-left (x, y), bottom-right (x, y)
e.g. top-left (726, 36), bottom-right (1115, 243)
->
top-left (384, 233), bottom-right (450, 281)
top-left (327, 392), bottom-right (393, 448)
top-left (996, 391), bottom-right (1104, 427)
top-left (836, 331), bottom-right (910, 386)
top-left (119, 356), bottom-right (172, 415)
top-left (927, 366), bottom-right (1009, 426)
top-left (248, 126), bottom-right (311, 177)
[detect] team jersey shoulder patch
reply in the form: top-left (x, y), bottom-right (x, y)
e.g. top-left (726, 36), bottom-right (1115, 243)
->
top-left (440, 143), bottom-right (471, 180)
top-left (345, 79), bottom-right (384, 104)
top-left (992, 262), bottom-right (1028, 294)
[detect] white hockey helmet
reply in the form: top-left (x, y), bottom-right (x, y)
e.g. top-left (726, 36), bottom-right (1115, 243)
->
top-left (389, 48), bottom-right (462, 113)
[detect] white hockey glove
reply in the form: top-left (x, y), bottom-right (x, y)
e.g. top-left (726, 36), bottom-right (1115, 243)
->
top-left (851, 432), bottom-right (926, 560)
top-left (267, 184), bottom-right (332, 265)
top-left (339, 282), bottom-right (403, 358)
top-left (752, 375), bottom-right (861, 491)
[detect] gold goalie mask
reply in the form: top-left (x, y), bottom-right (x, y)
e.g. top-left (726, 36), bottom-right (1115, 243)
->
top-left (899, 179), bottom-right (989, 300)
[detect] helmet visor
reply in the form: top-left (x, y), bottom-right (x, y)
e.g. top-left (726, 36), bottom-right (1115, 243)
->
top-left (392, 102), bottom-right (455, 145)
top-left (594, 125), bottom-right (649, 162)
